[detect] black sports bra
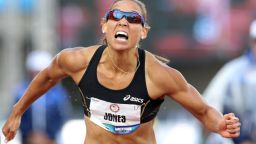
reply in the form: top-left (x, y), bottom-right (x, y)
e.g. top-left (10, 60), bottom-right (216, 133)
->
top-left (78, 45), bottom-right (164, 134)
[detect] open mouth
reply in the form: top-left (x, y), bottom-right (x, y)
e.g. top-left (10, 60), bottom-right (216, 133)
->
top-left (115, 31), bottom-right (128, 41)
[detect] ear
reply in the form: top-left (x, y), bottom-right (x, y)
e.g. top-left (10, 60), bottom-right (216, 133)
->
top-left (101, 19), bottom-right (107, 34)
top-left (141, 25), bottom-right (150, 40)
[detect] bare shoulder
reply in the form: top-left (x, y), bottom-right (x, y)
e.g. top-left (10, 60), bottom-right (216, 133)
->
top-left (145, 51), bottom-right (189, 98)
top-left (57, 45), bottom-right (100, 74)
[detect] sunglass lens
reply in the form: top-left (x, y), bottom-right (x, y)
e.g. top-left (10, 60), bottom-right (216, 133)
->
top-left (113, 10), bottom-right (123, 20)
top-left (107, 10), bottom-right (144, 26)
top-left (126, 14), bottom-right (142, 24)
top-left (107, 11), bottom-right (117, 21)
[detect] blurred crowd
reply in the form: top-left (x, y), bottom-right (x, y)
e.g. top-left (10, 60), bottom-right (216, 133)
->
top-left (0, 0), bottom-right (256, 144)
top-left (58, 0), bottom-right (256, 62)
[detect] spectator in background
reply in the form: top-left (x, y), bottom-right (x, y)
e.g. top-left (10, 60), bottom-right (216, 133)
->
top-left (14, 50), bottom-right (71, 144)
top-left (204, 20), bottom-right (256, 144)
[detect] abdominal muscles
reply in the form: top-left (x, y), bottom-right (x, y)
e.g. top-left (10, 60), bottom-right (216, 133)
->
top-left (84, 117), bottom-right (157, 144)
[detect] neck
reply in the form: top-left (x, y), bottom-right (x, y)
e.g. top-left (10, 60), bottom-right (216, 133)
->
top-left (106, 47), bottom-right (140, 74)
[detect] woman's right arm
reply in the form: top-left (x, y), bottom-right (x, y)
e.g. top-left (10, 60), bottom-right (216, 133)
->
top-left (2, 49), bottom-right (72, 142)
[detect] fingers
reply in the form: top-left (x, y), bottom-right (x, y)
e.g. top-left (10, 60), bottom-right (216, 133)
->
top-left (2, 124), bottom-right (17, 142)
top-left (224, 113), bottom-right (239, 123)
top-left (224, 113), bottom-right (235, 120)
top-left (226, 122), bottom-right (241, 129)
top-left (223, 113), bottom-right (241, 138)
top-left (2, 112), bottom-right (22, 143)
top-left (2, 125), bottom-right (9, 139)
top-left (2, 130), bottom-right (16, 143)
top-left (225, 131), bottom-right (240, 138)
top-left (5, 130), bottom-right (16, 142)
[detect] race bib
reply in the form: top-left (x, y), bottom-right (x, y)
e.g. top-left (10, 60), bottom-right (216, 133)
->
top-left (89, 97), bottom-right (141, 134)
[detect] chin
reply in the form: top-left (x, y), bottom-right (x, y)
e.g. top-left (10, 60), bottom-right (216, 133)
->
top-left (109, 43), bottom-right (132, 51)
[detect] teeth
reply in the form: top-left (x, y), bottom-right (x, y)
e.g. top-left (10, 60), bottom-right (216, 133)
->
top-left (116, 31), bottom-right (128, 36)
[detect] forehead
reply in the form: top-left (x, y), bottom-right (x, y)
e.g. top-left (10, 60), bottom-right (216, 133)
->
top-left (111, 0), bottom-right (142, 14)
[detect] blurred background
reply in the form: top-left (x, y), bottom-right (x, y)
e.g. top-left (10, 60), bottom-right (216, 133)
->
top-left (0, 0), bottom-right (256, 144)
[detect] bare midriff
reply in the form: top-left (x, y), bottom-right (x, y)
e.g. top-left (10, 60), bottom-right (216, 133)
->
top-left (83, 117), bottom-right (157, 144)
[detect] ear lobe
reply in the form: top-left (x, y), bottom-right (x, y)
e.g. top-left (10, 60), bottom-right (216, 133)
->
top-left (101, 20), bottom-right (107, 34)
top-left (102, 26), bottom-right (107, 34)
top-left (141, 27), bottom-right (150, 40)
top-left (141, 33), bottom-right (147, 40)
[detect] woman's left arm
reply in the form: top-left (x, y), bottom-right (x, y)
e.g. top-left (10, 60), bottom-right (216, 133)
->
top-left (155, 64), bottom-right (240, 138)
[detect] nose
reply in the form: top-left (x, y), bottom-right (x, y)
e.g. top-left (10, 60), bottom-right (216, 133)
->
top-left (117, 17), bottom-right (128, 26)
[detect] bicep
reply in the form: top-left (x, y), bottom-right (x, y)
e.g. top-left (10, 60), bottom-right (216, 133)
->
top-left (43, 53), bottom-right (69, 82)
top-left (163, 68), bottom-right (208, 116)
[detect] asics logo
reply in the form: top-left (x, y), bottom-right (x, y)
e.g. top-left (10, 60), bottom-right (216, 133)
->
top-left (123, 95), bottom-right (144, 103)
top-left (123, 95), bottom-right (131, 101)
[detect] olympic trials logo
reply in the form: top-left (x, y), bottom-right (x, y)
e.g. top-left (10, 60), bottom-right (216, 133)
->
top-left (110, 104), bottom-right (120, 113)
